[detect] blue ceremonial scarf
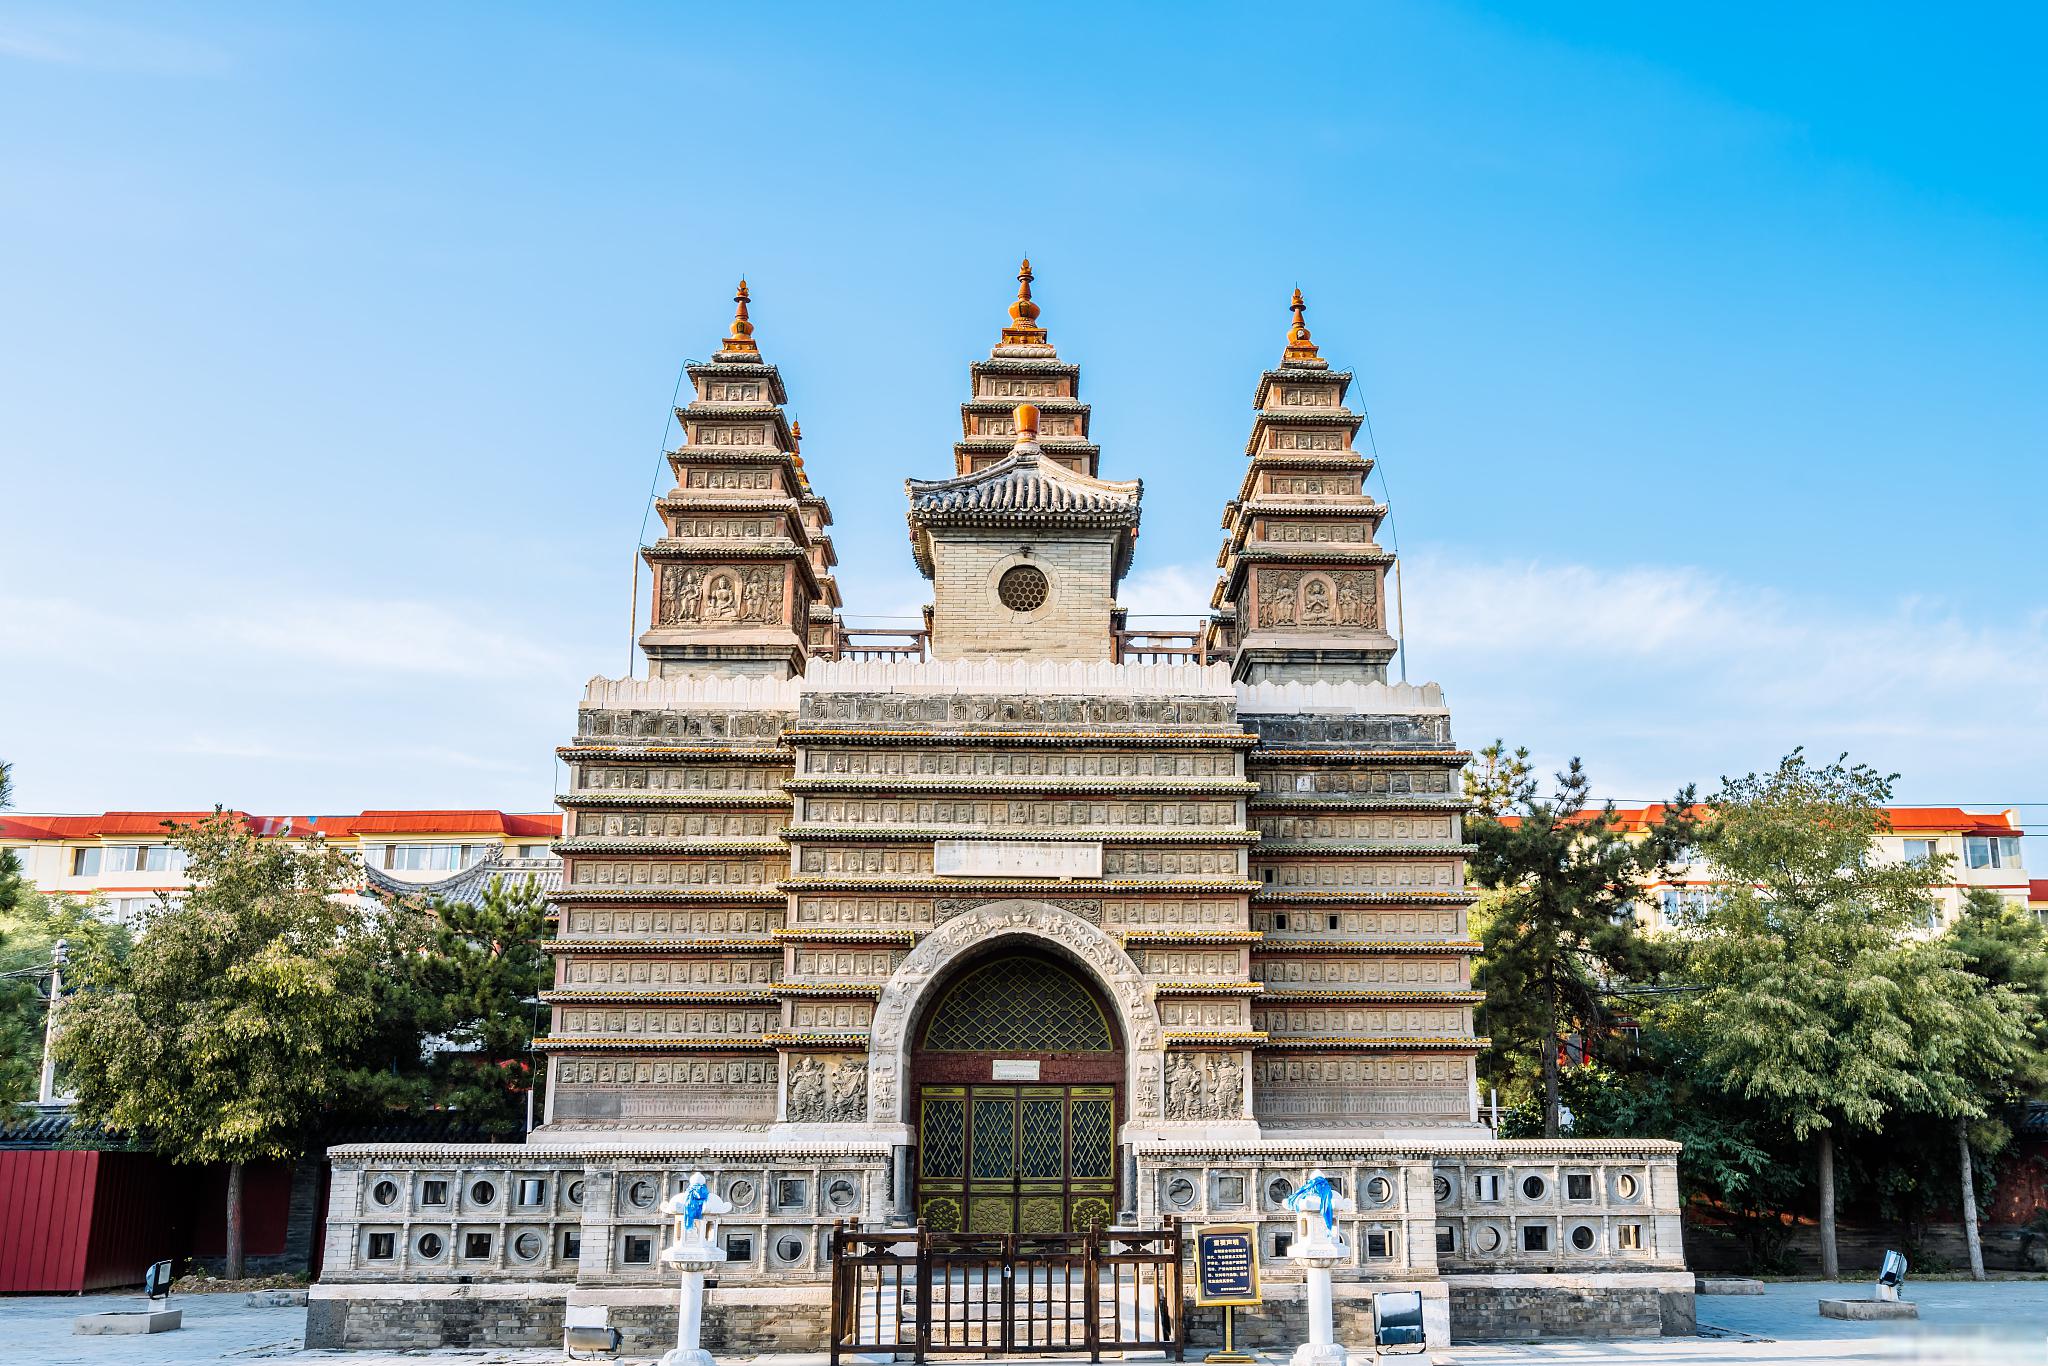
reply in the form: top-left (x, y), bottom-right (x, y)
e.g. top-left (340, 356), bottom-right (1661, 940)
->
top-left (1285, 1175), bottom-right (1339, 1233)
top-left (683, 1180), bottom-right (709, 1232)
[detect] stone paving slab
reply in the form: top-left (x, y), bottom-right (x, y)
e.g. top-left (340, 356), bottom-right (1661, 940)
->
top-left (4, 1282), bottom-right (2047, 1366)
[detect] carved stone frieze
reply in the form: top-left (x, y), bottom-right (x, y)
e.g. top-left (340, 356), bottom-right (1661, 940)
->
top-left (786, 1054), bottom-right (868, 1123)
top-left (1163, 1052), bottom-right (1245, 1121)
top-left (578, 708), bottom-right (791, 742)
top-left (657, 564), bottom-right (787, 628)
top-left (1240, 713), bottom-right (1451, 745)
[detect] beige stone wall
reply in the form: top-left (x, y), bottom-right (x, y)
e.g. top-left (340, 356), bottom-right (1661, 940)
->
top-left (929, 533), bottom-right (1116, 660)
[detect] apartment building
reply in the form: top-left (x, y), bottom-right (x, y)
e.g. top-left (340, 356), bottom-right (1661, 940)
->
top-left (0, 809), bottom-right (562, 920)
top-left (1612, 804), bottom-right (2029, 932)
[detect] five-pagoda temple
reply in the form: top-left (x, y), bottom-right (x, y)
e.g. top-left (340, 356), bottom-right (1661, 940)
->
top-left (310, 267), bottom-right (1691, 1352)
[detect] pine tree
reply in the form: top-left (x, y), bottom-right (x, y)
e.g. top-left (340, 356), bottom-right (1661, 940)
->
top-left (1466, 751), bottom-right (1696, 1135)
top-left (413, 874), bottom-right (551, 1132)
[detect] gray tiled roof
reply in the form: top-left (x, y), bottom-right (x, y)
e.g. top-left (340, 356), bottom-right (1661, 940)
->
top-left (907, 445), bottom-right (1140, 528)
top-left (361, 855), bottom-right (561, 906)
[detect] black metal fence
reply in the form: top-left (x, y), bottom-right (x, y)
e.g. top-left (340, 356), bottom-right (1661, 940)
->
top-left (829, 1219), bottom-right (1186, 1362)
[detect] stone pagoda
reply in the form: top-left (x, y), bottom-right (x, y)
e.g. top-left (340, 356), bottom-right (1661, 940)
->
top-left (638, 281), bottom-right (840, 678)
top-left (312, 271), bottom-right (1690, 1356)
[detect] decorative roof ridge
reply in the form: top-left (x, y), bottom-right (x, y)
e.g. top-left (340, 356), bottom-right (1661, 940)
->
top-left (907, 441), bottom-right (1140, 504)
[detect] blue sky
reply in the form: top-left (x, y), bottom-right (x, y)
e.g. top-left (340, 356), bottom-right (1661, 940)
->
top-left (1, 2), bottom-right (2042, 829)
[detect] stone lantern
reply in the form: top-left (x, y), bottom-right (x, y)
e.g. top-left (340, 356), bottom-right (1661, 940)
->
top-left (1283, 1170), bottom-right (1357, 1366)
top-left (657, 1172), bottom-right (730, 1366)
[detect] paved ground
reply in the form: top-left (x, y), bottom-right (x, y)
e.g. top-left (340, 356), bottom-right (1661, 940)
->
top-left (1, 1282), bottom-right (2043, 1366)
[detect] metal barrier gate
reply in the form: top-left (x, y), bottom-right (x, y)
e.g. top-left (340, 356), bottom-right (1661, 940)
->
top-left (829, 1219), bottom-right (1186, 1362)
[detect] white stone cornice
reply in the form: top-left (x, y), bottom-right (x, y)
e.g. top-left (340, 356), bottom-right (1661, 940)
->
top-left (1234, 679), bottom-right (1447, 715)
top-left (800, 658), bottom-right (1235, 697)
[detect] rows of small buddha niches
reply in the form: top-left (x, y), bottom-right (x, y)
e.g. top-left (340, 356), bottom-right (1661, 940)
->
top-left (320, 1146), bottom-right (1682, 1284)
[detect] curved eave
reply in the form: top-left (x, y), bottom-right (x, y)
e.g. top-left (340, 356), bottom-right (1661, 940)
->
top-left (556, 793), bottom-right (792, 810)
top-left (784, 778), bottom-right (1259, 797)
top-left (1254, 1036), bottom-right (1484, 1052)
top-left (549, 888), bottom-right (785, 905)
top-left (544, 938), bottom-right (781, 954)
top-left (783, 826), bottom-right (1258, 845)
top-left (552, 749), bottom-right (790, 770)
top-left (533, 1036), bottom-right (777, 1053)
top-left (778, 876), bottom-right (1262, 894)
top-left (1252, 938), bottom-right (1481, 955)
top-left (786, 729), bottom-right (1258, 750)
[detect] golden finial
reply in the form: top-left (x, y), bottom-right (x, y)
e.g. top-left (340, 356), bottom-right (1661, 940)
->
top-left (999, 257), bottom-right (1048, 346)
top-left (790, 418), bottom-right (802, 450)
top-left (1283, 286), bottom-right (1319, 362)
top-left (723, 278), bottom-right (759, 354)
top-left (1013, 403), bottom-right (1040, 442)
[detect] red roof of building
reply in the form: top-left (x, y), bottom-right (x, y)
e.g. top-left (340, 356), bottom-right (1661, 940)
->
top-left (0, 810), bottom-right (562, 840)
top-left (2032, 880), bottom-right (2048, 905)
top-left (1497, 804), bottom-right (2018, 836)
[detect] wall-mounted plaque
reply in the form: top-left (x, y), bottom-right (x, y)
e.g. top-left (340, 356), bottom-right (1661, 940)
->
top-left (933, 840), bottom-right (1102, 880)
top-left (992, 1059), bottom-right (1041, 1081)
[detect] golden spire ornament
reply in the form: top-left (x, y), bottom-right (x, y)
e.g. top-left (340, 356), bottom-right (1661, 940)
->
top-left (999, 257), bottom-right (1049, 346)
top-left (723, 278), bottom-right (759, 354)
top-left (790, 419), bottom-right (810, 491)
top-left (1283, 286), bottom-right (1320, 362)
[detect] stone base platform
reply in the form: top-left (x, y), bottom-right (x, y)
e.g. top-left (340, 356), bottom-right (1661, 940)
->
top-left (1696, 1277), bottom-right (1765, 1295)
top-left (1819, 1297), bottom-right (1918, 1321)
top-left (1446, 1272), bottom-right (1696, 1340)
top-left (74, 1309), bottom-right (182, 1334)
top-left (306, 1283), bottom-right (827, 1354)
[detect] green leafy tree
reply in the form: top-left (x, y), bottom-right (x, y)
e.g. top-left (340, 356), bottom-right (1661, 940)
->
top-left (1668, 750), bottom-right (2031, 1279)
top-left (1937, 888), bottom-right (2048, 1277)
top-left (412, 875), bottom-right (551, 1132)
top-left (0, 889), bottom-right (133, 1110)
top-left (1465, 749), bottom-right (1696, 1135)
top-left (54, 810), bottom-right (379, 1277)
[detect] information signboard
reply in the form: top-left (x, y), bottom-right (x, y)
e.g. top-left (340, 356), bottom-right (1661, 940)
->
top-left (1193, 1224), bottom-right (1261, 1307)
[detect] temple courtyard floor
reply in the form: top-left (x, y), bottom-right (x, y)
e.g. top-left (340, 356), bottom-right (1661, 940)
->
top-left (2, 1281), bottom-right (2043, 1366)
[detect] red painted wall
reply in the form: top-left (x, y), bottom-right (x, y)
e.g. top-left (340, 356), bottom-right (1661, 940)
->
top-left (0, 1151), bottom-right (182, 1292)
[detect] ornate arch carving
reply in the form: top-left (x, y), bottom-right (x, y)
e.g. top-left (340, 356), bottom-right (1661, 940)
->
top-left (868, 900), bottom-right (1163, 1125)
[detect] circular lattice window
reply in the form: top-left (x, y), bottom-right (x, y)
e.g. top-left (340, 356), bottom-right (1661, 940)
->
top-left (997, 564), bottom-right (1049, 612)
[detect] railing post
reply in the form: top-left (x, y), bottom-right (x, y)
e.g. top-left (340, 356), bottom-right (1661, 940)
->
top-left (914, 1220), bottom-right (931, 1365)
top-left (1084, 1224), bottom-right (1102, 1364)
top-left (828, 1219), bottom-right (843, 1366)
top-left (1169, 1215), bottom-right (1187, 1362)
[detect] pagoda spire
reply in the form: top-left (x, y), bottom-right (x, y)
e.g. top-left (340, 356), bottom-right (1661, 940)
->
top-left (998, 257), bottom-right (1049, 347)
top-left (1283, 287), bottom-right (1322, 365)
top-left (721, 278), bottom-right (759, 356)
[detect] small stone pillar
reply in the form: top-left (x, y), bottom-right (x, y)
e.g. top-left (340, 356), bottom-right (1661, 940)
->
top-left (1283, 1170), bottom-right (1358, 1366)
top-left (659, 1173), bottom-right (731, 1366)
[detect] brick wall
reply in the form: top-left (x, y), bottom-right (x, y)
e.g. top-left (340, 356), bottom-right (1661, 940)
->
top-left (930, 534), bottom-right (1116, 660)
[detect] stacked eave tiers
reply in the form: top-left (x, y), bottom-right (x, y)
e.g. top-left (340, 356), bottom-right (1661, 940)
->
top-left (1208, 352), bottom-right (1399, 684)
top-left (639, 336), bottom-right (839, 679)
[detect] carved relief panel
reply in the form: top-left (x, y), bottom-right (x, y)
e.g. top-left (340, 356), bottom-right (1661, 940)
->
top-left (1252, 569), bottom-right (1381, 631)
top-left (656, 564), bottom-right (789, 629)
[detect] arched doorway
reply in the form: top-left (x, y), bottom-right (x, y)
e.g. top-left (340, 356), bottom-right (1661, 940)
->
top-left (912, 949), bottom-right (1124, 1234)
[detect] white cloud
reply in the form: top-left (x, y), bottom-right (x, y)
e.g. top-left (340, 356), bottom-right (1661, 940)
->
top-left (1121, 553), bottom-right (2048, 802)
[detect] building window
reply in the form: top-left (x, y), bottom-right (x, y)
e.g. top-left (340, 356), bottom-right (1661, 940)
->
top-left (621, 1235), bottom-right (652, 1264)
top-left (1365, 1229), bottom-right (1392, 1258)
top-left (422, 1180), bottom-right (449, 1206)
top-left (562, 1229), bottom-right (582, 1259)
top-left (463, 1232), bottom-right (493, 1259)
top-left (416, 1232), bottom-right (444, 1259)
top-left (1522, 1225), bottom-right (1549, 1252)
top-left (72, 848), bottom-right (102, 876)
top-left (1436, 1225), bottom-right (1456, 1254)
top-left (517, 1178), bottom-right (546, 1206)
top-left (1570, 1225), bottom-right (1596, 1251)
top-left (1520, 1175), bottom-right (1546, 1200)
top-left (997, 564), bottom-right (1049, 613)
top-left (725, 1233), bottom-right (753, 1262)
top-left (370, 1180), bottom-right (399, 1207)
top-left (1966, 836), bottom-right (2023, 870)
top-left (1903, 838), bottom-right (1938, 863)
top-left (469, 1180), bottom-right (496, 1206)
top-left (142, 844), bottom-right (187, 872)
top-left (1617, 1224), bottom-right (1643, 1250)
top-left (1473, 1173), bottom-right (1501, 1202)
top-left (1565, 1174), bottom-right (1593, 1201)
top-left (382, 843), bottom-right (485, 872)
top-left (365, 1232), bottom-right (395, 1260)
